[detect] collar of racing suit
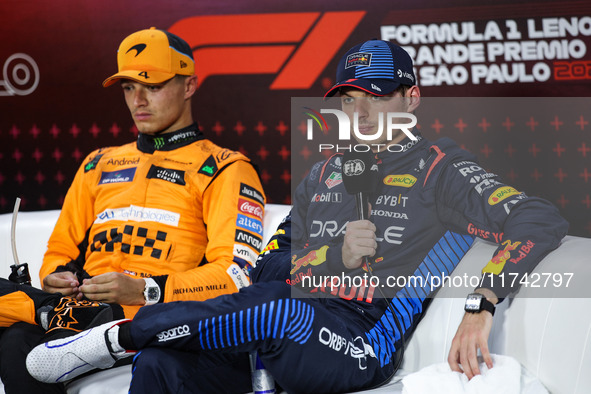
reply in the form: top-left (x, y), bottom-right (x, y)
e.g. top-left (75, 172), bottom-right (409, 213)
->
top-left (136, 122), bottom-right (204, 153)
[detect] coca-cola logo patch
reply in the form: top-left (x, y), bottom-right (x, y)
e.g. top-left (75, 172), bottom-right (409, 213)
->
top-left (238, 198), bottom-right (263, 220)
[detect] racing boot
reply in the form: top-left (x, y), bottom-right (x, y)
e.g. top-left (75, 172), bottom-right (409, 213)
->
top-left (26, 319), bottom-right (133, 383)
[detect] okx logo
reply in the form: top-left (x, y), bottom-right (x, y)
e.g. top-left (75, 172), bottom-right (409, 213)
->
top-left (168, 11), bottom-right (365, 89)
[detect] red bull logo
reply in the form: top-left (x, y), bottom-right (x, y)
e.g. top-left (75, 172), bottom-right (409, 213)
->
top-left (262, 239), bottom-right (279, 253)
top-left (290, 245), bottom-right (329, 274)
top-left (482, 239), bottom-right (521, 275)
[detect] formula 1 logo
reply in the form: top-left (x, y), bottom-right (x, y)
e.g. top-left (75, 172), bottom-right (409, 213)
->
top-left (168, 11), bottom-right (366, 89)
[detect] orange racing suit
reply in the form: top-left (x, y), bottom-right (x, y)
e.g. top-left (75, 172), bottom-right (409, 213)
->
top-left (40, 123), bottom-right (265, 318)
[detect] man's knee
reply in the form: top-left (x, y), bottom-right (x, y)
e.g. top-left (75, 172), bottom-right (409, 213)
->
top-left (131, 348), bottom-right (161, 374)
top-left (0, 323), bottom-right (66, 393)
top-left (130, 348), bottom-right (192, 393)
top-left (0, 322), bottom-right (43, 354)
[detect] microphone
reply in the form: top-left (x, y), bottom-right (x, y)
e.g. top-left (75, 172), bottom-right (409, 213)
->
top-left (341, 150), bottom-right (379, 220)
top-left (341, 150), bottom-right (407, 370)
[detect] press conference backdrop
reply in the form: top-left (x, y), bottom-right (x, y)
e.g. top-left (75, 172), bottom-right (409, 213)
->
top-left (1, 0), bottom-right (590, 236)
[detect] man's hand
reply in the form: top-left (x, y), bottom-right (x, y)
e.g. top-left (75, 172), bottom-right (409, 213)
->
top-left (342, 220), bottom-right (377, 269)
top-left (79, 272), bottom-right (145, 305)
top-left (42, 271), bottom-right (80, 297)
top-left (448, 311), bottom-right (493, 379)
top-left (448, 289), bottom-right (498, 379)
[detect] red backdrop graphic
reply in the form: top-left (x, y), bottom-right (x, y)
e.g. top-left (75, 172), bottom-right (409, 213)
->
top-left (1, 0), bottom-right (590, 236)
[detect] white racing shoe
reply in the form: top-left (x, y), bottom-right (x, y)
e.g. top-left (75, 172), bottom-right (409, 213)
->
top-left (26, 319), bottom-right (134, 383)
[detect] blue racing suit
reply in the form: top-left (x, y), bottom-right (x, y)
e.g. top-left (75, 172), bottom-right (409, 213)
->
top-left (126, 133), bottom-right (568, 393)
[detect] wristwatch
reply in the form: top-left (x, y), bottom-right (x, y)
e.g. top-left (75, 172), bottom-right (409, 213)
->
top-left (464, 292), bottom-right (495, 316)
top-left (143, 278), bottom-right (161, 306)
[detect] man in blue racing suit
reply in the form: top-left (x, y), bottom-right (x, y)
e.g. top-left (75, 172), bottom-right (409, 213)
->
top-left (26, 39), bottom-right (568, 393)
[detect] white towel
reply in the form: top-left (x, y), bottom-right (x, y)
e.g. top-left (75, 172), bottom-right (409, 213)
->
top-left (402, 354), bottom-right (532, 394)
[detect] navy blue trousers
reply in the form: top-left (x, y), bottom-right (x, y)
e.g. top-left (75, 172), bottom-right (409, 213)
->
top-left (129, 281), bottom-right (396, 394)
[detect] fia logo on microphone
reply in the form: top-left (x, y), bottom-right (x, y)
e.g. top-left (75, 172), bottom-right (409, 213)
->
top-left (343, 159), bottom-right (365, 176)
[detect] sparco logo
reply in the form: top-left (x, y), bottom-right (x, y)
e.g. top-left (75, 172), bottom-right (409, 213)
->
top-left (343, 159), bottom-right (364, 176)
top-left (157, 325), bottom-right (191, 342)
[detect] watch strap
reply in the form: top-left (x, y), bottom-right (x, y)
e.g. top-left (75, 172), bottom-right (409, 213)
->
top-left (480, 297), bottom-right (495, 316)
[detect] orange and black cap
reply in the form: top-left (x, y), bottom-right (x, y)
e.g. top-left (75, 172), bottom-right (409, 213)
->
top-left (103, 27), bottom-right (195, 87)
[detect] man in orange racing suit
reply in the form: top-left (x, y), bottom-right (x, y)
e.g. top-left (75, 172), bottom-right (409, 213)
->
top-left (0, 27), bottom-right (265, 394)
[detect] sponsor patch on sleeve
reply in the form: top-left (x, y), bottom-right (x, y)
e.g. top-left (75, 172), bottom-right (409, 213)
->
top-left (226, 263), bottom-right (250, 289)
top-left (235, 229), bottom-right (263, 251)
top-left (238, 198), bottom-right (264, 220)
top-left (239, 183), bottom-right (265, 205)
top-left (290, 245), bottom-right (329, 275)
top-left (84, 153), bottom-right (104, 173)
top-left (198, 155), bottom-right (218, 177)
top-left (236, 214), bottom-right (263, 237)
top-left (233, 243), bottom-right (258, 265)
top-left (482, 240), bottom-right (521, 275)
top-left (488, 186), bottom-right (520, 205)
top-left (261, 239), bottom-right (279, 254)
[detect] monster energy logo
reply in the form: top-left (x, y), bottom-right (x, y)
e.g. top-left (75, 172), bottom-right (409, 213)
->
top-left (154, 137), bottom-right (165, 149)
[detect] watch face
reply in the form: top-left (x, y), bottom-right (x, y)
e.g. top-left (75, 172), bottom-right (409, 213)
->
top-left (465, 294), bottom-right (482, 312)
top-left (147, 287), bottom-right (159, 301)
